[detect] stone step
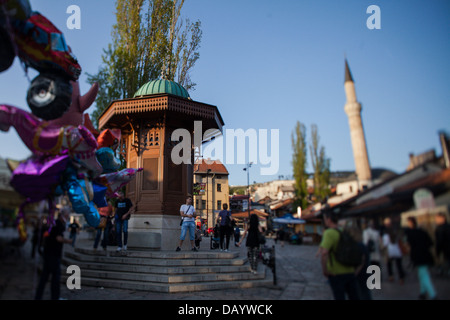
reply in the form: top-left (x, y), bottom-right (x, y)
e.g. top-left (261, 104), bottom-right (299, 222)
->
top-left (63, 258), bottom-right (265, 284)
top-left (62, 270), bottom-right (272, 293)
top-left (61, 247), bottom-right (274, 293)
top-left (75, 247), bottom-right (239, 259)
top-left (66, 251), bottom-right (247, 267)
top-left (62, 256), bottom-right (251, 276)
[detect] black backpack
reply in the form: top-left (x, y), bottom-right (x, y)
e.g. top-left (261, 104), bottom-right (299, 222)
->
top-left (332, 229), bottom-right (363, 267)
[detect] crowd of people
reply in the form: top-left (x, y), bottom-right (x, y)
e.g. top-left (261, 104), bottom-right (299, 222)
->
top-left (26, 190), bottom-right (450, 301)
top-left (319, 211), bottom-right (450, 300)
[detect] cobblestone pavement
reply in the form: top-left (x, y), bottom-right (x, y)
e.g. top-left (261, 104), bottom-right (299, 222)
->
top-left (1, 227), bottom-right (450, 301)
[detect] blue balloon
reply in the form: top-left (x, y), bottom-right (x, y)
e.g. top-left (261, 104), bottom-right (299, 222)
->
top-left (96, 147), bottom-right (121, 173)
top-left (92, 181), bottom-right (107, 207)
top-left (62, 165), bottom-right (100, 228)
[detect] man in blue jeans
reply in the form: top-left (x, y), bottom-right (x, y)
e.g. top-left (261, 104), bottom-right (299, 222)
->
top-left (176, 195), bottom-right (198, 252)
top-left (115, 191), bottom-right (134, 254)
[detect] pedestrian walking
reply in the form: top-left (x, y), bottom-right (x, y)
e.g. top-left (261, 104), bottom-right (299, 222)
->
top-left (348, 226), bottom-right (372, 300)
top-left (234, 225), bottom-right (240, 247)
top-left (382, 227), bottom-right (406, 284)
top-left (115, 191), bottom-right (134, 254)
top-left (276, 227), bottom-right (286, 247)
top-left (405, 216), bottom-right (437, 300)
top-left (363, 219), bottom-right (382, 268)
top-left (176, 194), bottom-right (198, 252)
top-left (319, 212), bottom-right (360, 300)
top-left (68, 218), bottom-right (80, 247)
top-left (217, 203), bottom-right (232, 252)
top-left (435, 212), bottom-right (450, 276)
top-left (238, 214), bottom-right (263, 274)
top-left (34, 207), bottom-right (72, 300)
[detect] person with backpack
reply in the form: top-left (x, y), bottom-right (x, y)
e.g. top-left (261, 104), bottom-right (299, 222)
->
top-left (319, 212), bottom-right (360, 300)
top-left (217, 203), bottom-right (232, 252)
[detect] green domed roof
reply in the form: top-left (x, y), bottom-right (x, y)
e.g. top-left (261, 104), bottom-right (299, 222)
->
top-left (134, 79), bottom-right (190, 99)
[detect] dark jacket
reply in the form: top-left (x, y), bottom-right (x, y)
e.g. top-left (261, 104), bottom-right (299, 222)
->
top-left (405, 228), bottom-right (434, 267)
top-left (435, 223), bottom-right (450, 260)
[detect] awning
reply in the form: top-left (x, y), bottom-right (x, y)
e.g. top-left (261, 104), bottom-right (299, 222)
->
top-left (273, 213), bottom-right (306, 224)
top-left (232, 209), bottom-right (268, 220)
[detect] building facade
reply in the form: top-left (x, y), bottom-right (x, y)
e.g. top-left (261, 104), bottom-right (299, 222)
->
top-left (193, 159), bottom-right (229, 229)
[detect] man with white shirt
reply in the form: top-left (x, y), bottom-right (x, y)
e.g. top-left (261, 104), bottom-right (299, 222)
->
top-left (176, 195), bottom-right (198, 252)
top-left (363, 219), bottom-right (381, 268)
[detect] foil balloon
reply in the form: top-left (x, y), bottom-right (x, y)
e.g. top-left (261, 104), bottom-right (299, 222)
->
top-left (62, 165), bottom-right (100, 227)
top-left (96, 167), bottom-right (143, 198)
top-left (96, 147), bottom-right (121, 173)
top-left (10, 154), bottom-right (69, 202)
top-left (47, 81), bottom-right (98, 128)
top-left (97, 128), bottom-right (121, 150)
top-left (0, 104), bottom-right (103, 176)
top-left (92, 181), bottom-right (108, 208)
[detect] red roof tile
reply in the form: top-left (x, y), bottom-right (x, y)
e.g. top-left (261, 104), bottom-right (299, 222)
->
top-left (194, 159), bottom-right (229, 174)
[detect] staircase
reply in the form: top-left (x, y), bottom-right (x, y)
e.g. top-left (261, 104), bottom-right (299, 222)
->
top-left (62, 248), bottom-right (273, 293)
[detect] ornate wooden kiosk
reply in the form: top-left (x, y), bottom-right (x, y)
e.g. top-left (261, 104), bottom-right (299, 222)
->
top-left (98, 79), bottom-right (224, 250)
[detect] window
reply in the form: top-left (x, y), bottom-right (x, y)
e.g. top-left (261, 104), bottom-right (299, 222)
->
top-left (195, 199), bottom-right (199, 208)
top-left (217, 200), bottom-right (222, 210)
top-left (201, 200), bottom-right (206, 209)
top-left (217, 183), bottom-right (222, 192)
top-left (51, 33), bottom-right (68, 51)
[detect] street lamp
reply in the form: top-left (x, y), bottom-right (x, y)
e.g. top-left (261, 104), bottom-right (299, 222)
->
top-left (243, 162), bottom-right (253, 219)
top-left (206, 168), bottom-right (211, 229)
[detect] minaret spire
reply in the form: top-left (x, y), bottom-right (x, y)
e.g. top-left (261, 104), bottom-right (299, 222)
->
top-left (344, 59), bottom-right (354, 83)
top-left (343, 59), bottom-right (372, 189)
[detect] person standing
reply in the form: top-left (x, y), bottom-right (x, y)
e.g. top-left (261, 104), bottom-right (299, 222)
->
top-left (176, 195), bottom-right (197, 252)
top-left (238, 214), bottom-right (262, 274)
top-left (68, 218), bottom-right (80, 247)
top-left (435, 212), bottom-right (450, 276)
top-left (405, 216), bottom-right (437, 300)
top-left (217, 203), bottom-right (232, 252)
top-left (319, 212), bottom-right (360, 300)
top-left (35, 207), bottom-right (72, 300)
top-left (115, 191), bottom-right (133, 254)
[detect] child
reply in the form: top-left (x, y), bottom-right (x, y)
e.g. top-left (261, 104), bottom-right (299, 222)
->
top-left (195, 225), bottom-right (202, 250)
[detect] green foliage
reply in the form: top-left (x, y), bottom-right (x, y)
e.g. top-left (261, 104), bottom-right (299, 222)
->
top-left (309, 124), bottom-right (331, 203)
top-left (86, 0), bottom-right (202, 128)
top-left (291, 122), bottom-right (331, 209)
top-left (291, 121), bottom-right (309, 210)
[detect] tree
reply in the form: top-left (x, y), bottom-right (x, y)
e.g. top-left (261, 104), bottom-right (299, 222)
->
top-left (291, 121), bottom-right (309, 210)
top-left (87, 0), bottom-right (202, 127)
top-left (309, 124), bottom-right (331, 203)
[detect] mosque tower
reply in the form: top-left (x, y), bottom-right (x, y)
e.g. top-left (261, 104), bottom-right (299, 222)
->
top-left (344, 59), bottom-right (372, 190)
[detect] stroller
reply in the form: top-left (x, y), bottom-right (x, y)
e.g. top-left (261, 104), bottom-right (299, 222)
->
top-left (210, 226), bottom-right (220, 249)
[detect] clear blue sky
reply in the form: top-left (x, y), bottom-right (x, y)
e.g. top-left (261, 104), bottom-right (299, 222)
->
top-left (0, 0), bottom-right (449, 187)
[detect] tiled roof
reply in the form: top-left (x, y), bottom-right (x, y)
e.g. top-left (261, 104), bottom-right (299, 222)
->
top-left (194, 159), bottom-right (229, 175)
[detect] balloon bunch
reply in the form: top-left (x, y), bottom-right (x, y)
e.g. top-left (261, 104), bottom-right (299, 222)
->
top-left (0, 82), bottom-right (142, 230)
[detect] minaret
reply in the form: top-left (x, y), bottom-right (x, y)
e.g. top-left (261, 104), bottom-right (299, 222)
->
top-left (344, 59), bottom-right (372, 189)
